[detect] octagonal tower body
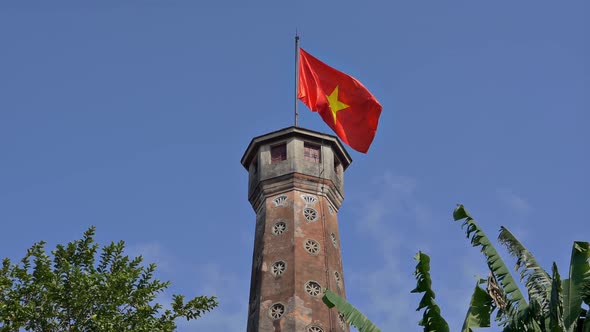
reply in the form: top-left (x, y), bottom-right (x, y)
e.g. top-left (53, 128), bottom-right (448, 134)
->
top-left (241, 127), bottom-right (352, 332)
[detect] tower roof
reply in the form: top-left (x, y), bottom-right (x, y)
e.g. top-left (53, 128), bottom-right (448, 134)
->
top-left (240, 126), bottom-right (352, 171)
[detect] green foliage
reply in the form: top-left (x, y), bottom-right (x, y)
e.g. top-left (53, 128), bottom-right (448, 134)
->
top-left (454, 204), bottom-right (590, 332)
top-left (318, 204), bottom-right (588, 332)
top-left (453, 204), bottom-right (529, 327)
top-left (498, 226), bottom-right (552, 314)
top-left (549, 263), bottom-right (566, 332)
top-left (0, 227), bottom-right (217, 331)
top-left (322, 289), bottom-right (381, 332)
top-left (411, 251), bottom-right (450, 332)
top-left (563, 242), bottom-right (590, 330)
top-left (461, 280), bottom-right (494, 332)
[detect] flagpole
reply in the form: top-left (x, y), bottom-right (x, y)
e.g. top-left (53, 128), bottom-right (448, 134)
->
top-left (294, 32), bottom-right (300, 127)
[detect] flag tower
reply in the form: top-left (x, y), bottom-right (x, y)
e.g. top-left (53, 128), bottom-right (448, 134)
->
top-left (241, 126), bottom-right (352, 331)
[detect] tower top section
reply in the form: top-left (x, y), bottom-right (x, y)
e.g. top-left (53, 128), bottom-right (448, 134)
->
top-left (241, 126), bottom-right (353, 211)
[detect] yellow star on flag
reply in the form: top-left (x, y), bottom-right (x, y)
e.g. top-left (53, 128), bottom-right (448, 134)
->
top-left (326, 85), bottom-right (349, 124)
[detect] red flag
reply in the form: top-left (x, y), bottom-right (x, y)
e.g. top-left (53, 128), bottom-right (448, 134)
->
top-left (298, 48), bottom-right (382, 153)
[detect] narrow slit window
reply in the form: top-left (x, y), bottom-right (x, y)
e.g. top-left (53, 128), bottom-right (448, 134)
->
top-left (252, 158), bottom-right (258, 175)
top-left (334, 156), bottom-right (341, 174)
top-left (271, 144), bottom-right (287, 163)
top-left (304, 143), bottom-right (321, 163)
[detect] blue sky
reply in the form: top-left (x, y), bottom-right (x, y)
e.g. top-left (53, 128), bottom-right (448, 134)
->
top-left (1, 1), bottom-right (588, 331)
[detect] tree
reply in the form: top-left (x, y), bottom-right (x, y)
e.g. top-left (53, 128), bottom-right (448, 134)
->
top-left (0, 227), bottom-right (217, 331)
top-left (452, 204), bottom-right (590, 332)
top-left (321, 204), bottom-right (590, 332)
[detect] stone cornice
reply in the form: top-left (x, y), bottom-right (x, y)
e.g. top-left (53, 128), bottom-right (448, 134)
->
top-left (248, 172), bottom-right (344, 212)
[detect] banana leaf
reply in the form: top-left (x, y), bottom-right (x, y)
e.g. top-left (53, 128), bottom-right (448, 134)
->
top-left (563, 241), bottom-right (590, 330)
top-left (461, 280), bottom-right (494, 332)
top-left (498, 226), bottom-right (552, 314)
top-left (453, 204), bottom-right (528, 325)
top-left (411, 251), bottom-right (450, 332)
top-left (322, 288), bottom-right (381, 332)
top-left (549, 262), bottom-right (566, 332)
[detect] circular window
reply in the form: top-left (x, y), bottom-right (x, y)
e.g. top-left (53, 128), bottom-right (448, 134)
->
top-left (303, 208), bottom-right (318, 222)
top-left (305, 281), bottom-right (322, 297)
top-left (272, 221), bottom-right (287, 235)
top-left (330, 233), bottom-right (338, 248)
top-left (271, 261), bottom-right (286, 277)
top-left (269, 303), bottom-right (285, 320)
top-left (334, 271), bottom-right (341, 287)
top-left (307, 325), bottom-right (324, 332)
top-left (304, 239), bottom-right (320, 255)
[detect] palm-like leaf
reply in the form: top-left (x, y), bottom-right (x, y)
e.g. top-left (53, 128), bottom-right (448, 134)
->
top-left (411, 251), bottom-right (450, 332)
top-left (453, 205), bottom-right (528, 326)
top-left (549, 262), bottom-right (566, 332)
top-left (461, 280), bottom-right (494, 332)
top-left (563, 242), bottom-right (590, 331)
top-left (498, 226), bottom-right (552, 314)
top-left (322, 289), bottom-right (381, 332)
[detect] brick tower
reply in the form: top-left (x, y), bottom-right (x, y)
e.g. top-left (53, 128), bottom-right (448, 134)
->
top-left (241, 126), bottom-right (352, 332)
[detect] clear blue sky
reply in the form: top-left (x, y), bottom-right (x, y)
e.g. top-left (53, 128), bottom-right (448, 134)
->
top-left (1, 1), bottom-right (588, 331)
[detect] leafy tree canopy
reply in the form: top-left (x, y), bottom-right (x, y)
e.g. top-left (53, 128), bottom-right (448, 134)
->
top-left (0, 227), bottom-right (217, 331)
